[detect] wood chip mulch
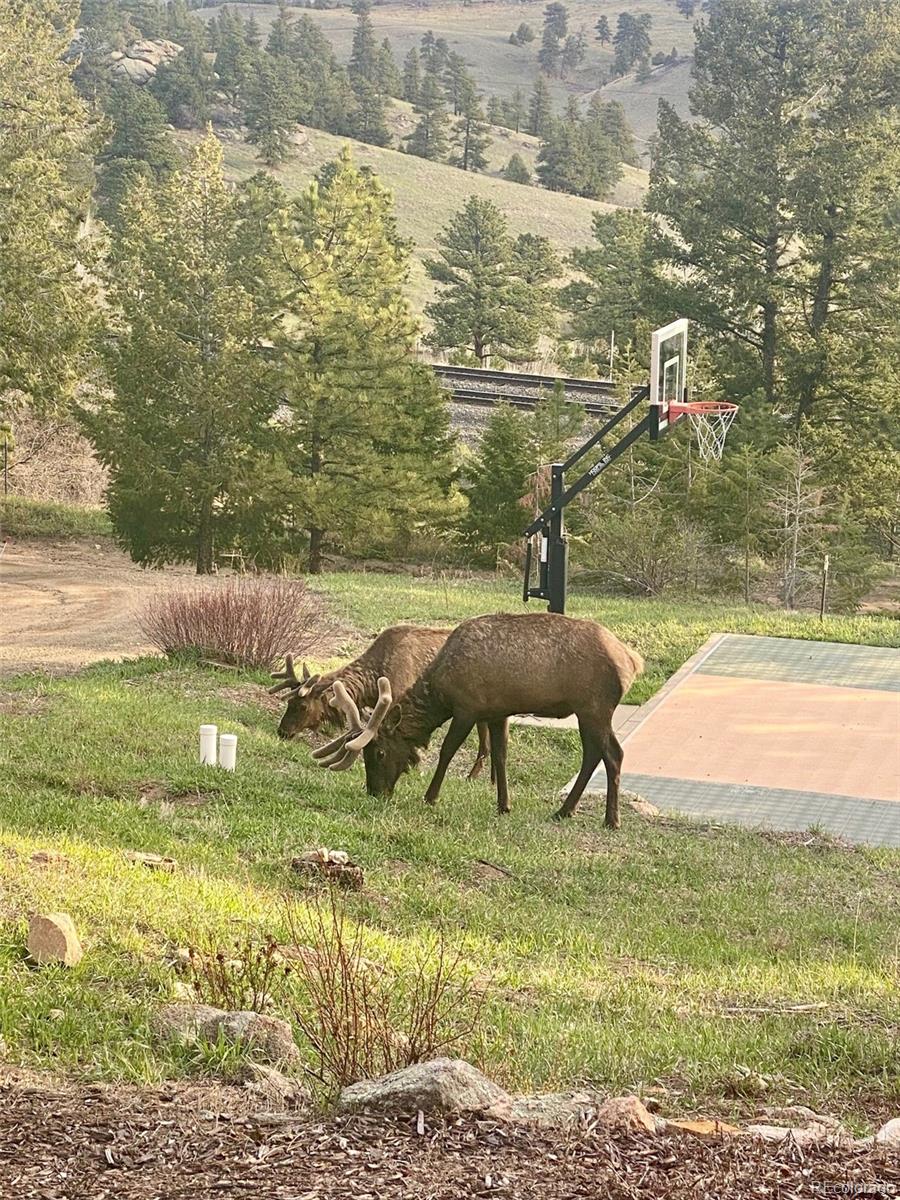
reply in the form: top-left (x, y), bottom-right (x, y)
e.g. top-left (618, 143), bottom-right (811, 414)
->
top-left (0, 1082), bottom-right (897, 1200)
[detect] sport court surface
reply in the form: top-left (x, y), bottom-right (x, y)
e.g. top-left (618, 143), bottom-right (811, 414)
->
top-left (586, 634), bottom-right (900, 848)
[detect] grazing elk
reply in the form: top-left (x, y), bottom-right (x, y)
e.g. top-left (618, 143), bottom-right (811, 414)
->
top-left (270, 624), bottom-right (491, 780)
top-left (313, 613), bottom-right (643, 827)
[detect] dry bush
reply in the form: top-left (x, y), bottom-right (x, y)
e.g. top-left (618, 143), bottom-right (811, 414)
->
top-left (140, 575), bottom-right (326, 670)
top-left (184, 933), bottom-right (289, 1013)
top-left (0, 399), bottom-right (107, 505)
top-left (285, 890), bottom-right (486, 1098)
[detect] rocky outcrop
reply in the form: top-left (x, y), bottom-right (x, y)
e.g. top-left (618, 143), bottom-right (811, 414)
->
top-left (68, 34), bottom-right (182, 86)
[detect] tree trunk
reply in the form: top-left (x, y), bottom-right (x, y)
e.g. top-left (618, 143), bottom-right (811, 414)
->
top-left (308, 526), bottom-right (324, 575)
top-left (195, 497), bottom-right (215, 575)
top-left (797, 216), bottom-right (836, 423)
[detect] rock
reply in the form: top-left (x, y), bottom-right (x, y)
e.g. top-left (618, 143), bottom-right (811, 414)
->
top-left (27, 912), bottom-right (83, 967)
top-left (117, 56), bottom-right (155, 83)
top-left (628, 798), bottom-right (660, 819)
top-left (47, 1008), bottom-right (65, 1022)
top-left (124, 850), bottom-right (177, 872)
top-left (339, 1058), bottom-right (509, 1116)
top-left (874, 1117), bottom-right (900, 1148)
top-left (745, 1122), bottom-right (852, 1147)
top-left (153, 1003), bottom-right (301, 1066)
top-left (239, 1063), bottom-right (310, 1111)
top-left (291, 851), bottom-right (363, 891)
top-left (489, 1092), bottom-right (596, 1127)
top-left (595, 1095), bottom-right (657, 1134)
top-left (109, 38), bottom-right (182, 86)
top-left (757, 1105), bottom-right (846, 1132)
top-left (665, 1118), bottom-right (742, 1140)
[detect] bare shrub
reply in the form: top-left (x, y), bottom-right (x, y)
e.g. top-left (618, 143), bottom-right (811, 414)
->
top-left (0, 397), bottom-right (107, 505)
top-left (140, 575), bottom-right (327, 670)
top-left (285, 890), bottom-right (487, 1098)
top-left (184, 933), bottom-right (289, 1013)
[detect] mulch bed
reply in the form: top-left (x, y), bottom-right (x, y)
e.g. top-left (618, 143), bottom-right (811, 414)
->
top-left (0, 1081), bottom-right (897, 1199)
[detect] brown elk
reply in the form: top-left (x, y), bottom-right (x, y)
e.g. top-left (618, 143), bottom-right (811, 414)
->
top-left (313, 613), bottom-right (642, 827)
top-left (270, 624), bottom-right (491, 780)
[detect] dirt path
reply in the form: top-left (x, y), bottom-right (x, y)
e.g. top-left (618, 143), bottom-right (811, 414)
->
top-left (0, 1077), bottom-right (896, 1200)
top-left (0, 540), bottom-right (193, 676)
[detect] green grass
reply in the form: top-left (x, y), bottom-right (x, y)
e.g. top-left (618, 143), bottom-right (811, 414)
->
top-left (0, 496), bottom-right (112, 541)
top-left (0, 576), bottom-right (898, 1117)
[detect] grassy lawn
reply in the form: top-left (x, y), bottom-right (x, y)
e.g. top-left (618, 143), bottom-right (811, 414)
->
top-left (0, 574), bottom-right (898, 1119)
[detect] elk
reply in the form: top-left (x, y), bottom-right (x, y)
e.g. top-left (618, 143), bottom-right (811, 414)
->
top-left (270, 624), bottom-right (491, 780)
top-left (312, 613), bottom-right (643, 827)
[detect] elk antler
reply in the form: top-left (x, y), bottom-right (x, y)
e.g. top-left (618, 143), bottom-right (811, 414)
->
top-left (311, 677), bottom-right (393, 772)
top-left (269, 655), bottom-right (313, 695)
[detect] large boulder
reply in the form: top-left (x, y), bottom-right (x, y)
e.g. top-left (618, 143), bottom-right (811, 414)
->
top-left (339, 1059), bottom-right (509, 1116)
top-left (153, 1003), bottom-right (301, 1066)
top-left (27, 912), bottom-right (83, 967)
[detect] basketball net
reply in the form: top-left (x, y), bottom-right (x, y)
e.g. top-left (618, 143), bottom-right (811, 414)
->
top-left (671, 401), bottom-right (739, 461)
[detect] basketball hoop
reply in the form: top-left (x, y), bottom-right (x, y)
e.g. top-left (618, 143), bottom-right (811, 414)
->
top-left (669, 400), bottom-right (739, 461)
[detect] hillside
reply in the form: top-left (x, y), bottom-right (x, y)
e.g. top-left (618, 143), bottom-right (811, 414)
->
top-left (211, 125), bottom-right (643, 311)
top-left (195, 0), bottom-right (696, 157)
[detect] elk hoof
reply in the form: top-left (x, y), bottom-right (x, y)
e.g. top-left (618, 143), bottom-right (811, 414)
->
top-left (466, 761), bottom-right (484, 781)
top-left (604, 817), bottom-right (621, 831)
top-left (551, 807), bottom-right (572, 821)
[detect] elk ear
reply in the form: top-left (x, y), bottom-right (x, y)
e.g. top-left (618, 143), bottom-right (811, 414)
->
top-left (301, 662), bottom-right (311, 682)
top-left (385, 704), bottom-right (403, 734)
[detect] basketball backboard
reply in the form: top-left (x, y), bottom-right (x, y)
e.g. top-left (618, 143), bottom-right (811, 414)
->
top-left (649, 319), bottom-right (688, 437)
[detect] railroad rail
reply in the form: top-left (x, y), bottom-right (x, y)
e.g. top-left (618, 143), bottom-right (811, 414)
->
top-left (449, 387), bottom-right (618, 418)
top-left (432, 363), bottom-right (620, 403)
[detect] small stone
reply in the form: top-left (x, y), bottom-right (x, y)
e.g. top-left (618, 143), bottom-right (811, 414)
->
top-left (628, 798), bottom-right (660, 819)
top-left (27, 913), bottom-right (83, 967)
top-left (745, 1122), bottom-right (851, 1147)
top-left (125, 850), bottom-right (177, 872)
top-left (874, 1117), bottom-right (900, 1148)
top-left (665, 1118), bottom-right (742, 1140)
top-left (595, 1095), bottom-right (657, 1134)
top-left (489, 1092), bottom-right (596, 1127)
top-left (47, 1008), bottom-right (65, 1022)
top-left (239, 1062), bottom-right (310, 1110)
top-left (339, 1058), bottom-right (509, 1116)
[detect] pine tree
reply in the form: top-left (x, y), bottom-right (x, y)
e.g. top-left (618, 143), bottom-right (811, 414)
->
top-left (404, 74), bottom-right (449, 160)
top-left (376, 39), bottom-right (402, 97)
top-left (443, 52), bottom-right (472, 115)
top-left (486, 95), bottom-right (505, 125)
top-left (425, 197), bottom-right (560, 366)
top-left (402, 47), bottom-right (421, 102)
top-left (509, 87), bottom-right (526, 132)
top-left (150, 41), bottom-right (214, 127)
top-left (266, 2), bottom-right (295, 57)
top-left (449, 83), bottom-right (491, 171)
top-left (587, 95), bottom-right (638, 165)
top-left (560, 29), bottom-right (587, 77)
top-left (214, 4), bottom-right (254, 105)
top-left (0, 0), bottom-right (97, 411)
top-left (676, 0), bottom-right (697, 17)
top-left (245, 11), bottom-right (262, 49)
top-left (291, 14), bottom-right (356, 137)
top-left (527, 76), bottom-right (553, 136)
top-left (503, 153), bottom-right (532, 184)
top-left (349, 0), bottom-right (379, 83)
top-left (464, 404), bottom-right (535, 549)
top-left (595, 14), bottom-right (611, 44)
top-left (613, 12), bottom-right (652, 76)
top-left (537, 106), bottom-right (622, 199)
top-left (245, 56), bottom-right (303, 166)
top-left (85, 135), bottom-right (280, 574)
top-left (97, 83), bottom-right (178, 224)
top-left (275, 149), bottom-right (454, 573)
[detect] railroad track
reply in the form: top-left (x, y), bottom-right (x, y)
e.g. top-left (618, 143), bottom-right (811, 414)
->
top-left (449, 387), bottom-right (619, 417)
top-left (432, 363), bottom-right (620, 401)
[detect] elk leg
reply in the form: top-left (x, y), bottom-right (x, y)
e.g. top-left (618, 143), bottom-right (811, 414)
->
top-left (600, 730), bottom-right (624, 830)
top-left (553, 719), bottom-right (605, 821)
top-left (488, 718), bottom-right (510, 815)
top-left (467, 722), bottom-right (491, 781)
top-left (424, 715), bottom-right (475, 806)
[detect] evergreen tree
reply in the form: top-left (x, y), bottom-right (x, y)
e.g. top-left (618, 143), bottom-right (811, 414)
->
top-left (587, 95), bottom-right (638, 165)
top-left (350, 78), bottom-right (391, 146)
top-left (595, 14), bottom-right (611, 44)
top-left (509, 87), bottom-right (527, 132)
top-left (245, 11), bottom-right (262, 49)
top-left (266, 2), bottom-right (295, 57)
top-left (214, 4), bottom-right (254, 104)
top-left (245, 55), bottom-right (303, 166)
top-left (613, 12), bottom-right (652, 76)
top-left (275, 149), bottom-right (454, 572)
top-left (510, 22), bottom-right (536, 45)
top-left (648, 0), bottom-right (900, 421)
top-left (676, 0), bottom-right (698, 17)
top-left (291, 15), bottom-right (356, 137)
top-left (150, 41), bottom-right (214, 127)
top-left (527, 76), bottom-right (554, 136)
top-left (443, 52), bottom-right (473, 115)
top-left (349, 0), bottom-right (379, 83)
top-left (537, 108), bottom-right (621, 199)
top-left (560, 29), bottom-right (587, 77)
top-left (85, 135), bottom-right (280, 573)
top-left (404, 75), bottom-right (449, 160)
top-left (450, 83), bottom-right (491, 171)
top-left (376, 39), bottom-right (402, 97)
top-left (97, 83), bottom-right (178, 224)
top-left (464, 404), bottom-right (535, 549)
top-left (503, 153), bottom-right (532, 184)
top-left (487, 95), bottom-right (505, 125)
top-left (425, 197), bottom-right (560, 365)
top-left (402, 47), bottom-right (421, 103)
top-left (0, 0), bottom-right (97, 411)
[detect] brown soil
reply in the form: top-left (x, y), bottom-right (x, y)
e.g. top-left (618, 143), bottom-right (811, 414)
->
top-left (0, 539), bottom-right (194, 676)
top-left (0, 1074), bottom-right (896, 1199)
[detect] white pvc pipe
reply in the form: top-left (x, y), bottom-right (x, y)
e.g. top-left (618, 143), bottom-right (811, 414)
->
top-left (199, 724), bottom-right (218, 766)
top-left (218, 733), bottom-right (237, 772)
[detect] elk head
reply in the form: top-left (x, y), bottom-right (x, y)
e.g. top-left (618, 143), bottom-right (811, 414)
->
top-left (269, 654), bottom-right (330, 738)
top-left (311, 677), bottom-right (420, 797)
